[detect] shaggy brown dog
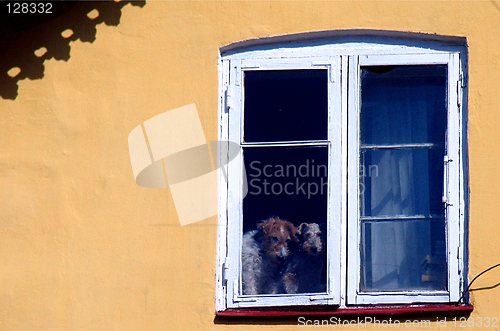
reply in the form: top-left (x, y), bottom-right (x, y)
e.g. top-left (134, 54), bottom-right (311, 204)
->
top-left (241, 217), bottom-right (299, 294)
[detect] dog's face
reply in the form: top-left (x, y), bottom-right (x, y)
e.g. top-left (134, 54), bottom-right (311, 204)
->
top-left (298, 223), bottom-right (323, 256)
top-left (258, 217), bottom-right (299, 263)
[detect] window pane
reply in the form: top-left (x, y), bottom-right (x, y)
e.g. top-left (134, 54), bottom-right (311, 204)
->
top-left (360, 219), bottom-right (447, 291)
top-left (359, 65), bottom-right (448, 293)
top-left (360, 148), bottom-right (445, 218)
top-left (360, 65), bottom-right (447, 145)
top-left (242, 146), bottom-right (327, 294)
top-left (244, 70), bottom-right (328, 142)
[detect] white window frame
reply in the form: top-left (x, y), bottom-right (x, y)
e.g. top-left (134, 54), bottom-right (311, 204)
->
top-left (347, 53), bottom-right (464, 305)
top-left (222, 57), bottom-right (343, 309)
top-left (216, 33), bottom-right (467, 312)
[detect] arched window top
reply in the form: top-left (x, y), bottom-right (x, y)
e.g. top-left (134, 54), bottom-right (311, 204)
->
top-left (220, 29), bottom-right (467, 59)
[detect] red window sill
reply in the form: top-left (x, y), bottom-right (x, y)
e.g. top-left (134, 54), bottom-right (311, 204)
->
top-left (217, 304), bottom-right (473, 318)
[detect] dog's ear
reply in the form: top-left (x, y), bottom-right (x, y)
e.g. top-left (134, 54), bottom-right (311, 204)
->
top-left (289, 223), bottom-right (300, 243)
top-left (257, 219), bottom-right (272, 236)
top-left (297, 223), bottom-right (308, 236)
top-left (255, 221), bottom-right (268, 243)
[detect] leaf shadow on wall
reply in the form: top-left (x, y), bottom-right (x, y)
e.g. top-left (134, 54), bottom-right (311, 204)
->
top-left (0, 0), bottom-right (146, 100)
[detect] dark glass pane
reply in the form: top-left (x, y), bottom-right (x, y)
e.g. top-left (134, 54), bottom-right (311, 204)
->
top-left (241, 146), bottom-right (327, 294)
top-left (360, 219), bottom-right (447, 291)
top-left (360, 148), bottom-right (445, 218)
top-left (244, 70), bottom-right (328, 142)
top-left (360, 65), bottom-right (447, 145)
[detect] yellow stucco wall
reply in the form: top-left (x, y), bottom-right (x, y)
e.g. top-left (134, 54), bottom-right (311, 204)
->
top-left (1, 1), bottom-right (500, 329)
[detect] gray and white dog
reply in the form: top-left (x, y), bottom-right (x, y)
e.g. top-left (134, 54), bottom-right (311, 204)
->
top-left (280, 222), bottom-right (325, 294)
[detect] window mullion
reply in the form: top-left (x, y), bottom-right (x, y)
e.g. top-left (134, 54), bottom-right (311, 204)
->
top-left (328, 55), bottom-right (342, 304)
top-left (340, 55), bottom-right (349, 307)
top-left (241, 141), bottom-right (329, 148)
top-left (360, 143), bottom-right (444, 150)
top-left (346, 55), bottom-right (361, 305)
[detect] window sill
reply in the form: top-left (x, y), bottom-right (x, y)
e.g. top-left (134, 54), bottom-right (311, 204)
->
top-left (216, 304), bottom-right (473, 318)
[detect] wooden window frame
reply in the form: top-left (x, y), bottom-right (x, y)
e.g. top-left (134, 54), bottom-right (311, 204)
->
top-left (215, 33), bottom-right (468, 313)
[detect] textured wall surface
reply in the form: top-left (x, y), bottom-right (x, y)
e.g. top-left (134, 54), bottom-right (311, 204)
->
top-left (1, 1), bottom-right (499, 329)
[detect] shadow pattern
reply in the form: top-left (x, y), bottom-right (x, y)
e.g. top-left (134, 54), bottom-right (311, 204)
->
top-left (0, 0), bottom-right (146, 100)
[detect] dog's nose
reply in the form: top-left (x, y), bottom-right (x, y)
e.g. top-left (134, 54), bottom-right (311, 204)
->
top-left (311, 247), bottom-right (318, 253)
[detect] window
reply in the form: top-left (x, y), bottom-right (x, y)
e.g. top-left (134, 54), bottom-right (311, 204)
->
top-left (216, 32), bottom-right (468, 312)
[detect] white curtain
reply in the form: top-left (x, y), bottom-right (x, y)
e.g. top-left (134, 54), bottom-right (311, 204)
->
top-left (360, 75), bottom-right (442, 291)
top-left (361, 149), bottom-right (431, 290)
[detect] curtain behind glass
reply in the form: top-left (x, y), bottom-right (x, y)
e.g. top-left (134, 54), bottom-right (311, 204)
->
top-left (360, 66), bottom-right (447, 291)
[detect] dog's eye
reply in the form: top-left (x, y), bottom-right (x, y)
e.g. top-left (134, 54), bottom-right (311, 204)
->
top-left (271, 236), bottom-right (279, 243)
